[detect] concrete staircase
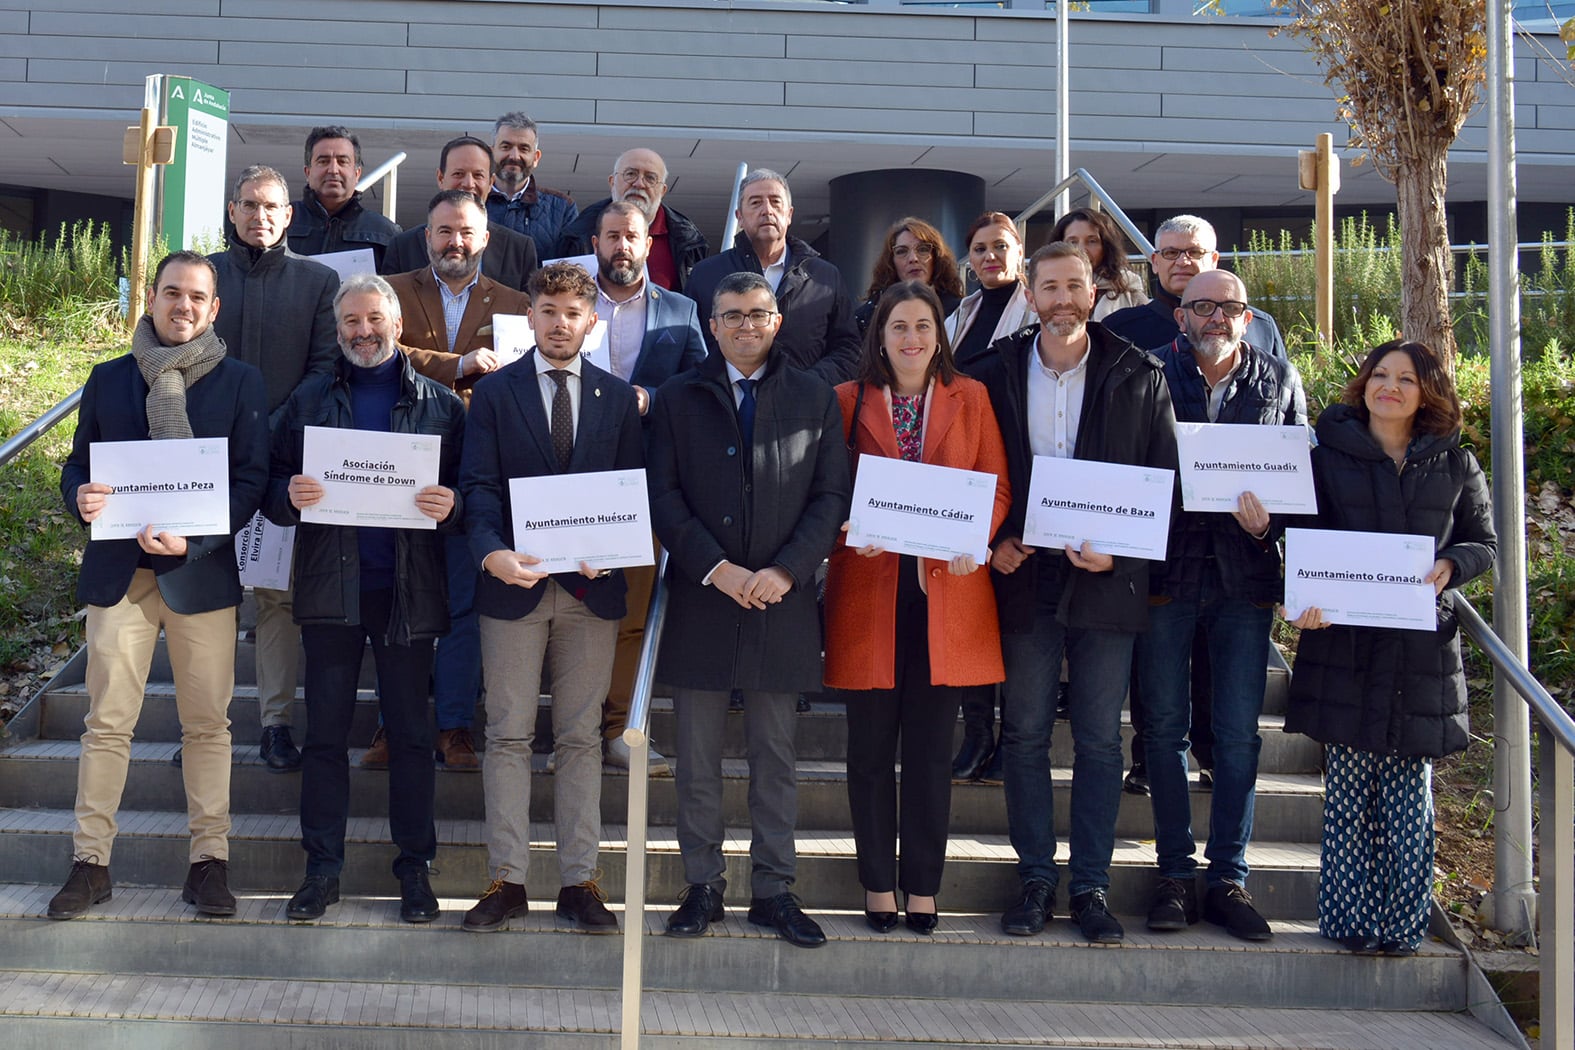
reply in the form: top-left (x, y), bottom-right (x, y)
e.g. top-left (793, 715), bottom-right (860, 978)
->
top-left (0, 606), bottom-right (1518, 1048)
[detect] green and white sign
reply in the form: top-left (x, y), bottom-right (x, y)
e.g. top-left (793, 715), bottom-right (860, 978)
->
top-left (158, 76), bottom-right (230, 251)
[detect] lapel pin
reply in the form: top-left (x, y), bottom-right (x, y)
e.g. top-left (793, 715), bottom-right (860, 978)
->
top-left (594, 387), bottom-right (602, 397)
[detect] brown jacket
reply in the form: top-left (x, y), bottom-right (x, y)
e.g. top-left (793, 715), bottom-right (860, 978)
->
top-left (385, 267), bottom-right (531, 405)
top-left (822, 375), bottom-right (1011, 690)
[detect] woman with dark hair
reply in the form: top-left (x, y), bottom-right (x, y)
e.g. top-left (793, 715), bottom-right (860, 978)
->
top-left (1050, 208), bottom-right (1148, 321)
top-left (1284, 339), bottom-right (1495, 957)
top-left (946, 212), bottom-right (1036, 374)
top-left (824, 281), bottom-right (1011, 935)
top-left (854, 217), bottom-right (965, 335)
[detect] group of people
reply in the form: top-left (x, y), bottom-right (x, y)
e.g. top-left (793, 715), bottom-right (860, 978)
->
top-left (45, 114), bottom-right (1494, 962)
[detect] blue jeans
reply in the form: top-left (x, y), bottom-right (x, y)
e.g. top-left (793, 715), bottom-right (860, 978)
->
top-left (1135, 578), bottom-right (1271, 887)
top-left (1000, 588), bottom-right (1134, 897)
top-left (432, 534), bottom-right (479, 731)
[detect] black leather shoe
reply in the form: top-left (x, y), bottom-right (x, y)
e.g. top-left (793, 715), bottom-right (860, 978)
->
top-left (557, 879), bottom-right (618, 934)
top-left (1000, 879), bottom-right (1053, 936)
top-left (1123, 762), bottom-right (1150, 796)
top-left (1338, 934), bottom-right (1384, 955)
top-left (260, 725), bottom-right (302, 773)
top-left (47, 859), bottom-right (112, 920)
top-left (1055, 681), bottom-right (1072, 720)
top-left (666, 884), bottom-right (724, 937)
top-left (904, 909), bottom-right (939, 935)
top-left (951, 733), bottom-right (992, 782)
top-left (747, 892), bottom-right (826, 948)
top-left (463, 878), bottom-right (528, 932)
top-left (286, 875), bottom-right (340, 921)
top-left (1146, 875), bottom-right (1198, 931)
top-left (974, 740), bottom-right (1004, 784)
top-left (1203, 882), bottom-right (1272, 942)
top-left (182, 857), bottom-right (237, 917)
top-left (398, 866), bottom-right (440, 924)
top-left (1069, 889), bottom-right (1124, 943)
top-left (1381, 941), bottom-right (1418, 957)
top-left (864, 892), bottom-right (899, 933)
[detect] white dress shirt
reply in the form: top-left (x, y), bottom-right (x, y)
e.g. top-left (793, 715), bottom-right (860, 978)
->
top-left (1027, 333), bottom-right (1090, 460)
top-left (534, 349), bottom-right (583, 440)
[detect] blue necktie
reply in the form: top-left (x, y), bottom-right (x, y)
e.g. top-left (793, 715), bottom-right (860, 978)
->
top-left (737, 377), bottom-right (757, 447)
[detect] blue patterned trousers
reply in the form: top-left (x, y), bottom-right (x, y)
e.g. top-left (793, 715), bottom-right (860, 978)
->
top-left (1316, 743), bottom-right (1435, 950)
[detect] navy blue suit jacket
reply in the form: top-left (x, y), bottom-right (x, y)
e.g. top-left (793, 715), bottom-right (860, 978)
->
top-left (626, 283), bottom-right (707, 416)
top-left (61, 353), bottom-right (269, 615)
top-left (461, 351), bottom-right (644, 621)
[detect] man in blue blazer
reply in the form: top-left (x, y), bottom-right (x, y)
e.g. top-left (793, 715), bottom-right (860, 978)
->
top-left (458, 262), bottom-right (645, 934)
top-left (50, 251), bottom-right (269, 921)
top-left (589, 200), bottom-right (707, 772)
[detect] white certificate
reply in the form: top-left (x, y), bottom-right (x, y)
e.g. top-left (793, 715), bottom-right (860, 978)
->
top-left (310, 248), bottom-right (376, 282)
top-left (1175, 422), bottom-right (1316, 514)
top-left (509, 468), bottom-right (654, 571)
top-left (1284, 528), bottom-right (1437, 631)
top-left (300, 426), bottom-right (441, 530)
top-left (1023, 456), bottom-right (1174, 561)
top-left (89, 438), bottom-right (230, 540)
top-left (845, 455), bottom-right (996, 562)
top-left (490, 312), bottom-right (610, 374)
top-left (234, 510), bottom-right (294, 591)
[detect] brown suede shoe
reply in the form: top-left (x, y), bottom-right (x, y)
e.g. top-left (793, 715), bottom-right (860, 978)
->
top-left (47, 859), bottom-right (112, 920)
top-left (359, 727), bottom-right (390, 770)
top-left (435, 727), bottom-right (480, 771)
top-left (463, 877), bottom-right (528, 932)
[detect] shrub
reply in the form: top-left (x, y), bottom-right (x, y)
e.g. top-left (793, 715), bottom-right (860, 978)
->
top-left (0, 221), bottom-right (124, 339)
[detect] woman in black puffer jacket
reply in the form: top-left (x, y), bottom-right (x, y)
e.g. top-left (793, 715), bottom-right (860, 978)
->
top-left (1283, 339), bottom-right (1495, 957)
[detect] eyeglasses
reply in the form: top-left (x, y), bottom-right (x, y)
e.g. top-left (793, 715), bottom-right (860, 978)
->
top-left (893, 244), bottom-right (935, 261)
top-left (1157, 246), bottom-right (1212, 262)
top-left (618, 168), bottom-right (664, 188)
top-left (718, 309), bottom-right (778, 329)
top-left (1183, 299), bottom-right (1248, 318)
top-left (234, 199), bottom-right (287, 216)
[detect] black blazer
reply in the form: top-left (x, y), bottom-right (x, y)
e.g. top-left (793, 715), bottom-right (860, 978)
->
top-left (380, 220), bottom-right (540, 293)
top-left (461, 351), bottom-right (644, 621)
top-left (61, 353), bottom-right (269, 615)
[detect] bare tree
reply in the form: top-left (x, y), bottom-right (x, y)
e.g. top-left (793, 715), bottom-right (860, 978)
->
top-left (1273, 1), bottom-right (1488, 367)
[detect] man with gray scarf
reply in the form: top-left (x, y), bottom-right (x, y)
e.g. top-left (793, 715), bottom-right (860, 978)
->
top-left (49, 251), bottom-right (269, 921)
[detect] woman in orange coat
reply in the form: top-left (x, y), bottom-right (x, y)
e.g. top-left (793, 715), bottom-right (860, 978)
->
top-left (824, 281), bottom-right (1011, 935)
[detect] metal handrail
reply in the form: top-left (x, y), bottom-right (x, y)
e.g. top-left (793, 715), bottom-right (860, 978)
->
top-left (356, 151), bottom-right (407, 223)
top-left (618, 548), bottom-right (671, 1049)
top-left (1453, 591), bottom-right (1573, 1050)
top-left (0, 389), bottom-right (81, 470)
top-left (1013, 166), bottom-right (1156, 258)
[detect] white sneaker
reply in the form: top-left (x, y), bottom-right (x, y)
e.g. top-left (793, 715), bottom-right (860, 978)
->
top-left (604, 736), bottom-right (672, 776)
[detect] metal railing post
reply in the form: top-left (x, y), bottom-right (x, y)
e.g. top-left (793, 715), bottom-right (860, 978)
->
top-left (721, 162), bottom-right (749, 250)
top-left (1541, 725), bottom-right (1573, 1050)
top-left (355, 151), bottom-right (407, 224)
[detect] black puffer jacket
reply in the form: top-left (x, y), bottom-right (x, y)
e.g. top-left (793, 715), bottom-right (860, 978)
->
top-left (1284, 403), bottom-right (1496, 758)
top-left (263, 352), bottom-right (466, 644)
top-left (287, 187), bottom-right (401, 272)
top-left (1150, 338), bottom-right (1308, 603)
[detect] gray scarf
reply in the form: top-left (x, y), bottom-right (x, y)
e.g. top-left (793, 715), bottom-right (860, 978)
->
top-left (129, 314), bottom-right (227, 439)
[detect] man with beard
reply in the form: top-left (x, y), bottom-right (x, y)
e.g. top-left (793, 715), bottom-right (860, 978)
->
top-left (588, 200), bottom-right (706, 773)
top-left (555, 148), bottom-right (709, 293)
top-left (1136, 269), bottom-right (1305, 942)
top-left (207, 165), bottom-right (339, 775)
top-left (51, 251), bottom-right (268, 921)
top-left (975, 242), bottom-right (1179, 944)
top-left (287, 126), bottom-right (401, 271)
top-left (458, 262), bottom-right (643, 934)
top-left (263, 273), bottom-right (466, 924)
top-left (386, 190), bottom-right (530, 770)
top-left (381, 136), bottom-right (539, 292)
top-left (485, 112), bottom-right (578, 263)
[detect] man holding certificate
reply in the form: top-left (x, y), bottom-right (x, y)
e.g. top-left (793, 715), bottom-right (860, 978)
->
top-left (264, 273), bottom-right (466, 924)
top-left (976, 242), bottom-right (1178, 944)
top-left (458, 261), bottom-right (643, 934)
top-left (50, 251), bottom-right (269, 921)
top-left (1136, 269), bottom-right (1307, 942)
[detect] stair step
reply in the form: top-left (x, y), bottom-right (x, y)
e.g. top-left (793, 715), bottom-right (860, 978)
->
top-left (0, 739), bottom-right (1327, 840)
top-left (0, 884), bottom-right (1474, 1014)
top-left (0, 807), bottom-right (1322, 917)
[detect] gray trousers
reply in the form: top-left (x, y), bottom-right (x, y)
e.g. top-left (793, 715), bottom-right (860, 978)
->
top-left (673, 688), bottom-right (798, 899)
top-left (479, 581), bottom-right (616, 887)
top-left (254, 585), bottom-right (299, 729)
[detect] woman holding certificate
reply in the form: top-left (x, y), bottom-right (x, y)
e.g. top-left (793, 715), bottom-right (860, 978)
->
top-left (1283, 339), bottom-right (1495, 956)
top-left (824, 281), bottom-right (1011, 934)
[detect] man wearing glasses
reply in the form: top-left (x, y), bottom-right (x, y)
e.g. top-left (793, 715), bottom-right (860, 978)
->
top-left (208, 165), bottom-right (341, 775)
top-left (554, 148), bottom-right (710, 293)
top-left (1103, 214), bottom-right (1286, 359)
top-left (647, 271), bottom-right (851, 948)
top-left (1136, 269), bottom-right (1306, 942)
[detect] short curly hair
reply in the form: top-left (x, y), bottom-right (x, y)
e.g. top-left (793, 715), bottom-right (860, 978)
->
top-left (527, 261), bottom-right (597, 305)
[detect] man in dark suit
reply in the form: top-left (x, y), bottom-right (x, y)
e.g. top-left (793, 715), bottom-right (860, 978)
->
top-left (385, 190), bottom-right (532, 769)
top-left (49, 251), bottom-right (269, 921)
top-left (380, 136), bottom-right (539, 293)
top-left (647, 271), bottom-right (851, 948)
top-left (458, 262), bottom-right (644, 934)
top-left (589, 200), bottom-right (707, 773)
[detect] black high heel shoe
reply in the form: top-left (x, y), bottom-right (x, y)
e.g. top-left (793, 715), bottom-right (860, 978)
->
top-left (864, 892), bottom-right (899, 933)
top-left (904, 894), bottom-right (938, 935)
top-left (1338, 934), bottom-right (1383, 955)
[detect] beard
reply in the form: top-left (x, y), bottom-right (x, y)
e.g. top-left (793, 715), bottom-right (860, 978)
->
top-left (598, 250), bottom-right (641, 287)
top-left (342, 335), bottom-right (395, 368)
top-left (1187, 324), bottom-right (1237, 362)
top-left (431, 247), bottom-right (480, 283)
top-left (619, 190), bottom-right (659, 223)
top-left (1043, 302), bottom-right (1090, 338)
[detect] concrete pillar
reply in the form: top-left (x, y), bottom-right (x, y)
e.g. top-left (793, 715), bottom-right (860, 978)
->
top-left (827, 169), bottom-right (986, 307)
